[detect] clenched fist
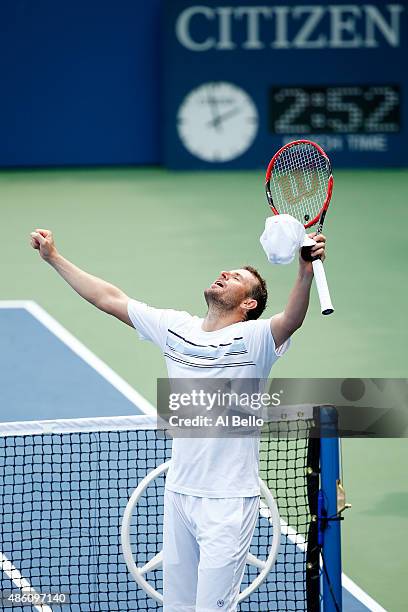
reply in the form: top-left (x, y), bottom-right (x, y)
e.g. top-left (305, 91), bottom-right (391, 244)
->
top-left (299, 232), bottom-right (326, 274)
top-left (30, 229), bottom-right (58, 262)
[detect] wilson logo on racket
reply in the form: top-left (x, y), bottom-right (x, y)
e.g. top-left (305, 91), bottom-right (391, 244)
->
top-left (278, 171), bottom-right (319, 205)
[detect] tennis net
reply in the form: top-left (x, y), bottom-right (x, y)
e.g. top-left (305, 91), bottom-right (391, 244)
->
top-left (0, 410), bottom-right (320, 611)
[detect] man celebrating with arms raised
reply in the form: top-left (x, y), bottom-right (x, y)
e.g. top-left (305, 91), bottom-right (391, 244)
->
top-left (30, 227), bottom-right (326, 612)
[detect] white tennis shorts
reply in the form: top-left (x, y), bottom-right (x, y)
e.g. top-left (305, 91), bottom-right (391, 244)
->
top-left (163, 489), bottom-right (259, 612)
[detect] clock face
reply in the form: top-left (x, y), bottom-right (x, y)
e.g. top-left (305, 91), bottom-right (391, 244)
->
top-left (177, 82), bottom-right (259, 162)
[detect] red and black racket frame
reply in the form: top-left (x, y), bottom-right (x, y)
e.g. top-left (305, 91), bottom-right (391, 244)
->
top-left (264, 139), bottom-right (334, 233)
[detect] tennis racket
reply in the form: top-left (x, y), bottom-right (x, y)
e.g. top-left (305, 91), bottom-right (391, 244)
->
top-left (265, 139), bottom-right (334, 315)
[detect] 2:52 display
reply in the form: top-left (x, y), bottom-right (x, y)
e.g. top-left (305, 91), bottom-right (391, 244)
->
top-left (269, 85), bottom-right (400, 134)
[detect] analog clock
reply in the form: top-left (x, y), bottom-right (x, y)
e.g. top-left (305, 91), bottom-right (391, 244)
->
top-left (177, 82), bottom-right (259, 162)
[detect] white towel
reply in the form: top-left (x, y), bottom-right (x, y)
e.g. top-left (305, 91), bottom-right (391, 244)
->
top-left (260, 214), bottom-right (315, 265)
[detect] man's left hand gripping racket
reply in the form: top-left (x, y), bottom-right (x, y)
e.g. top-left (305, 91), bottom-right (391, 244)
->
top-left (265, 139), bottom-right (334, 315)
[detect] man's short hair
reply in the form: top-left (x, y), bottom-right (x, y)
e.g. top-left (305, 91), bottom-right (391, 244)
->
top-left (243, 265), bottom-right (268, 320)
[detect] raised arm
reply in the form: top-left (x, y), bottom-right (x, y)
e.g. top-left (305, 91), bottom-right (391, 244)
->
top-left (270, 234), bottom-right (326, 348)
top-left (30, 229), bottom-right (132, 326)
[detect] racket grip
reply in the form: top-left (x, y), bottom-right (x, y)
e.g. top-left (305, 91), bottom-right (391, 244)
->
top-left (311, 259), bottom-right (334, 315)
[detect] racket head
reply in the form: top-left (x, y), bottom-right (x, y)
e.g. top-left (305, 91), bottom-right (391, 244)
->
top-left (265, 140), bottom-right (333, 229)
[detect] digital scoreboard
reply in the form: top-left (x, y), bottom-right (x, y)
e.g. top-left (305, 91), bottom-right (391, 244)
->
top-left (269, 86), bottom-right (400, 135)
top-left (163, 1), bottom-right (408, 169)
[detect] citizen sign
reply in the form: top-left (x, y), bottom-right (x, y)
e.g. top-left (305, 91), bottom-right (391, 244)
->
top-left (175, 4), bottom-right (405, 50)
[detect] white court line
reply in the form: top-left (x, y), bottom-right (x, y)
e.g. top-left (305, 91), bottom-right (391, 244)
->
top-left (1, 554), bottom-right (52, 612)
top-left (0, 300), bottom-right (32, 309)
top-left (0, 300), bottom-right (388, 611)
top-left (342, 575), bottom-right (387, 612)
top-left (0, 299), bottom-right (156, 416)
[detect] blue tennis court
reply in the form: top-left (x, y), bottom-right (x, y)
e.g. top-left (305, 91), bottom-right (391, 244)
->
top-left (0, 303), bottom-right (385, 611)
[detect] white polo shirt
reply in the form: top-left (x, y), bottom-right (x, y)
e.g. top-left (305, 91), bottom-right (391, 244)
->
top-left (128, 299), bottom-right (290, 498)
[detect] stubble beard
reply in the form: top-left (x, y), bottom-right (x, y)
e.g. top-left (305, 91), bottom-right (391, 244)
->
top-left (204, 288), bottom-right (236, 312)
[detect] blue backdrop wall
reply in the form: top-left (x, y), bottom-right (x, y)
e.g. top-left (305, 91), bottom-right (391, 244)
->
top-left (163, 0), bottom-right (408, 169)
top-left (1, 0), bottom-right (161, 167)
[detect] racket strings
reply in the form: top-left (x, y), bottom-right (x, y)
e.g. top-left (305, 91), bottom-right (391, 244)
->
top-left (270, 144), bottom-right (330, 226)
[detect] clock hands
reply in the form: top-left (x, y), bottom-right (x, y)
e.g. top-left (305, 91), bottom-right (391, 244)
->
top-left (206, 85), bottom-right (223, 132)
top-left (206, 106), bottom-right (241, 130)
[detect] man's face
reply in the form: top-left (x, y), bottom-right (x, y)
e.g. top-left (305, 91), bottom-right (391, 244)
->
top-left (204, 268), bottom-right (257, 312)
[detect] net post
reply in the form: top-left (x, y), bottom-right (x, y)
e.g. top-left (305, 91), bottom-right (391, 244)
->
top-left (319, 406), bottom-right (342, 612)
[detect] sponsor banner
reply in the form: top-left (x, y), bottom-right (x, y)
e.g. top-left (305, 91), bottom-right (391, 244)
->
top-left (163, 0), bottom-right (408, 168)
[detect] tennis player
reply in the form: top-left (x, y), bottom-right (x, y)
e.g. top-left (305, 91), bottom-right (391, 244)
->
top-left (30, 228), bottom-right (326, 612)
